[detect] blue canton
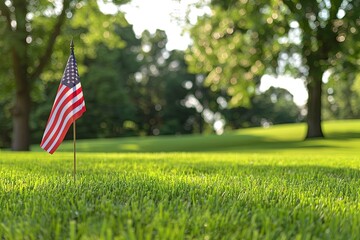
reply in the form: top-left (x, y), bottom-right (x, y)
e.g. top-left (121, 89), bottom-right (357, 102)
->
top-left (61, 52), bottom-right (80, 88)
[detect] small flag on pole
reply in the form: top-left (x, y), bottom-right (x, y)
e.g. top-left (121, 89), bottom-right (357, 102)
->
top-left (40, 45), bottom-right (86, 154)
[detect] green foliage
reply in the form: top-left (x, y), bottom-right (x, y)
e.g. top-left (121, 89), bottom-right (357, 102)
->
top-left (0, 0), bottom-right (131, 150)
top-left (159, 50), bottom-right (199, 135)
top-left (31, 27), bottom-right (202, 141)
top-left (223, 87), bottom-right (301, 129)
top-left (323, 72), bottom-right (358, 120)
top-left (187, 0), bottom-right (360, 100)
top-left (186, 0), bottom-right (360, 138)
top-left (39, 1), bottom-right (130, 83)
top-left (2, 120), bottom-right (360, 238)
top-left (31, 22), bottom-right (141, 142)
top-left (76, 25), bottom-right (140, 138)
top-left (126, 30), bottom-right (198, 136)
top-left (186, 0), bottom-right (288, 107)
top-left (69, 1), bottom-right (128, 57)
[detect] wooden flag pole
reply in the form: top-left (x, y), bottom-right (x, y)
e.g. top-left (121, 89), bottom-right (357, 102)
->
top-left (73, 121), bottom-right (76, 182)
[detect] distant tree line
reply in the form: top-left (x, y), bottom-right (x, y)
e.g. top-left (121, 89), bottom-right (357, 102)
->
top-left (0, 22), bottom-right (301, 148)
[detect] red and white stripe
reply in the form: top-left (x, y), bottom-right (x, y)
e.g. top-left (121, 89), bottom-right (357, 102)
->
top-left (40, 82), bottom-right (86, 154)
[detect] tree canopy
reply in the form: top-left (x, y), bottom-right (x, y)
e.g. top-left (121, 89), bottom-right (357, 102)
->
top-left (186, 0), bottom-right (360, 139)
top-left (0, 0), bottom-right (129, 150)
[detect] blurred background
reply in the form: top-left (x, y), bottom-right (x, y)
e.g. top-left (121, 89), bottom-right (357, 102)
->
top-left (1, 0), bottom-right (359, 150)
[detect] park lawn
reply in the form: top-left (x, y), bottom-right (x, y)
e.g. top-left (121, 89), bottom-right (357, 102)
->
top-left (2, 119), bottom-right (360, 239)
top-left (31, 119), bottom-right (360, 155)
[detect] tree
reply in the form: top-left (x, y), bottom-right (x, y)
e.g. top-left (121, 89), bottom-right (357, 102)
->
top-left (160, 50), bottom-right (198, 135)
top-left (127, 30), bottom-right (199, 136)
top-left (186, 0), bottom-right (360, 139)
top-left (77, 25), bottom-right (140, 138)
top-left (30, 25), bottom-right (206, 141)
top-left (0, 0), bottom-right (129, 151)
top-left (323, 60), bottom-right (360, 120)
top-left (223, 87), bottom-right (301, 129)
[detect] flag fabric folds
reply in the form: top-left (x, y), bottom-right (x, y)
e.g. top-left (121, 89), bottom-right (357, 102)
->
top-left (40, 50), bottom-right (86, 154)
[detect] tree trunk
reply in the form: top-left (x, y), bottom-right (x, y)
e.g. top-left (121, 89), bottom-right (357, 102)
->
top-left (305, 71), bottom-right (324, 139)
top-left (11, 48), bottom-right (31, 151)
top-left (12, 88), bottom-right (31, 151)
top-left (7, 1), bottom-right (31, 151)
top-left (6, 1), bottom-right (69, 151)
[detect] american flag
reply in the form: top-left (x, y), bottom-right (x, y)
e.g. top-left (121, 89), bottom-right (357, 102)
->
top-left (40, 50), bottom-right (86, 154)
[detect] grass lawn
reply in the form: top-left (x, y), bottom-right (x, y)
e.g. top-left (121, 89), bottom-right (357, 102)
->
top-left (2, 120), bottom-right (360, 239)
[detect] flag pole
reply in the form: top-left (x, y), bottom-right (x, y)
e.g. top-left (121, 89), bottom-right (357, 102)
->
top-left (70, 39), bottom-right (77, 183)
top-left (73, 121), bottom-right (76, 182)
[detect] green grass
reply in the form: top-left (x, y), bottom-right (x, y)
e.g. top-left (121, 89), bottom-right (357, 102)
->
top-left (2, 119), bottom-right (360, 239)
top-left (31, 119), bottom-right (360, 154)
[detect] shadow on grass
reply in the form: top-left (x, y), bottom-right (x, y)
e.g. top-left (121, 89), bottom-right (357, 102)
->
top-left (63, 134), bottom-right (343, 153)
top-left (30, 126), bottom-right (360, 153)
top-left (326, 131), bottom-right (360, 140)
